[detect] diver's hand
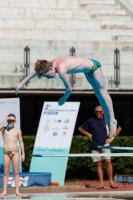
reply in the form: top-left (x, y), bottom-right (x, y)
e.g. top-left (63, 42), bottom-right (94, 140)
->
top-left (15, 83), bottom-right (24, 94)
top-left (58, 97), bottom-right (66, 106)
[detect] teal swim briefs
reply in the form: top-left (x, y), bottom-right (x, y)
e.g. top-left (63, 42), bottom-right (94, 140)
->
top-left (88, 59), bottom-right (101, 78)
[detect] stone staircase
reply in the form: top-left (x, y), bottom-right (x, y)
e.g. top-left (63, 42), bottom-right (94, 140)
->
top-left (0, 0), bottom-right (133, 89)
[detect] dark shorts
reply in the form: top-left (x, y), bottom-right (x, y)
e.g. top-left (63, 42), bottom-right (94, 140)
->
top-left (87, 59), bottom-right (101, 78)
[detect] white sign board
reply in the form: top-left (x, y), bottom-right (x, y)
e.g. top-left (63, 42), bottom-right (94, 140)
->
top-left (30, 102), bottom-right (80, 185)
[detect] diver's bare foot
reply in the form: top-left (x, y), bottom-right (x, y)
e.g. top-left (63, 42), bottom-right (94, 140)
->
top-left (0, 191), bottom-right (7, 196)
top-left (16, 191), bottom-right (21, 196)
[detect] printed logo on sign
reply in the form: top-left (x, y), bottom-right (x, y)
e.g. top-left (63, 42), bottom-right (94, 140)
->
top-left (63, 126), bottom-right (68, 130)
top-left (8, 176), bottom-right (29, 187)
top-left (53, 131), bottom-right (58, 136)
top-left (63, 132), bottom-right (67, 136)
top-left (43, 124), bottom-right (50, 131)
top-left (55, 120), bottom-right (61, 123)
top-left (44, 104), bottom-right (68, 115)
top-left (44, 104), bottom-right (58, 115)
top-left (45, 104), bottom-right (51, 110)
top-left (52, 126), bottom-right (60, 131)
top-left (64, 119), bottom-right (70, 123)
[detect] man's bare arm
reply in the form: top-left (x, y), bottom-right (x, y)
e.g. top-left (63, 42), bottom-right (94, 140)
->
top-left (78, 126), bottom-right (92, 139)
top-left (15, 71), bottom-right (37, 94)
top-left (18, 130), bottom-right (25, 162)
top-left (114, 126), bottom-right (122, 138)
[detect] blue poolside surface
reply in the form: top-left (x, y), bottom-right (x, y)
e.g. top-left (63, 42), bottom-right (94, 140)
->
top-left (0, 192), bottom-right (133, 199)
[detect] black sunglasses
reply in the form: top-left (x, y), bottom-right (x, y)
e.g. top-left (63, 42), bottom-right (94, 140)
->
top-left (8, 120), bottom-right (15, 123)
top-left (95, 111), bottom-right (102, 113)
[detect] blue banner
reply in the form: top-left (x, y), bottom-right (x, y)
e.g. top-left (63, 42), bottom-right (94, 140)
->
top-left (0, 172), bottom-right (51, 188)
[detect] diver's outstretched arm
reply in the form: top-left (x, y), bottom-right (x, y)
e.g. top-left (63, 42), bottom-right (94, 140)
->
top-left (15, 71), bottom-right (37, 94)
top-left (58, 72), bottom-right (72, 106)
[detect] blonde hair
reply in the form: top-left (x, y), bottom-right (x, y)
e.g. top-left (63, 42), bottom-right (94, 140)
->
top-left (34, 60), bottom-right (53, 78)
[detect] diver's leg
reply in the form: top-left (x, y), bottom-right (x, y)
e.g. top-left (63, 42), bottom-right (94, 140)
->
top-left (84, 68), bottom-right (116, 136)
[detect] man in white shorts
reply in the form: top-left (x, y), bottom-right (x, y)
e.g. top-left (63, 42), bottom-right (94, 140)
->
top-left (78, 105), bottom-right (122, 189)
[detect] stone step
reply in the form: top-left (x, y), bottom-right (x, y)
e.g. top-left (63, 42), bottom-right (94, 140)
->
top-left (90, 9), bottom-right (126, 15)
top-left (2, 3), bottom-right (126, 21)
top-left (0, 8), bottom-right (89, 20)
top-left (80, 0), bottom-right (115, 5)
top-left (1, 39), bottom-right (133, 50)
top-left (0, 0), bottom-right (79, 9)
top-left (0, 41), bottom-right (133, 64)
top-left (81, 3), bottom-right (120, 9)
top-left (1, 18), bottom-right (133, 31)
top-left (0, 39), bottom-right (131, 49)
top-left (0, 19), bottom-right (104, 31)
top-left (0, 62), bottom-right (27, 74)
top-left (123, 46), bottom-right (133, 51)
top-left (120, 77), bottom-right (133, 83)
top-left (87, 53), bottom-right (133, 66)
top-left (121, 66), bottom-right (133, 74)
top-left (3, 18), bottom-right (133, 32)
top-left (112, 35), bottom-right (133, 41)
top-left (103, 29), bottom-right (133, 36)
top-left (0, 29), bottom-right (112, 41)
top-left (102, 24), bottom-right (133, 30)
top-left (0, 54), bottom-right (114, 66)
top-left (101, 20), bottom-right (133, 29)
top-left (102, 20), bottom-right (133, 25)
top-left (117, 0), bottom-right (133, 18)
top-left (0, 64), bottom-right (36, 75)
top-left (91, 14), bottom-right (131, 20)
top-left (0, 75), bottom-right (22, 88)
top-left (0, 40), bottom-right (133, 55)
